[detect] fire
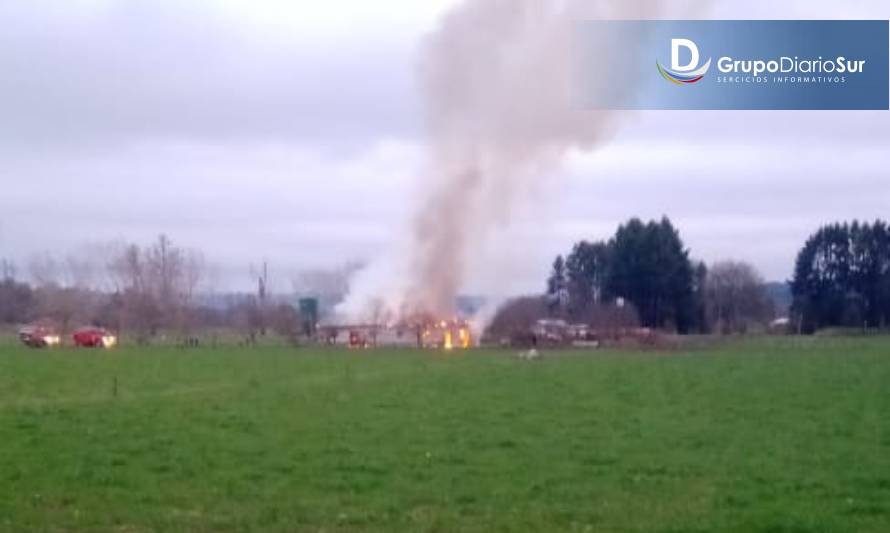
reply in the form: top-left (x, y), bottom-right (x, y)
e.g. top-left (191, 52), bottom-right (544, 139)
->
top-left (458, 327), bottom-right (470, 349)
top-left (331, 316), bottom-right (473, 350)
top-left (429, 319), bottom-right (471, 351)
top-left (412, 316), bottom-right (473, 350)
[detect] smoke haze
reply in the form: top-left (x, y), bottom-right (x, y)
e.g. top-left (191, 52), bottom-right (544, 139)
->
top-left (340, 0), bottom-right (702, 321)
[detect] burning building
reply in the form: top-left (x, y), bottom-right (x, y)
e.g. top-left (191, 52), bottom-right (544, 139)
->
top-left (420, 319), bottom-right (473, 350)
top-left (320, 318), bottom-right (473, 350)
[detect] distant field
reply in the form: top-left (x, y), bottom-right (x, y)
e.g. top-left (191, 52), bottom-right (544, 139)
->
top-left (1, 338), bottom-right (889, 532)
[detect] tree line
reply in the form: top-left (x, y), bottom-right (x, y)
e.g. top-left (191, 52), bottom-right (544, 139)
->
top-left (0, 235), bottom-right (331, 345)
top-left (4, 219), bottom-right (889, 343)
top-left (533, 216), bottom-right (890, 337)
top-left (540, 217), bottom-right (775, 335)
top-left (486, 217), bottom-right (779, 341)
top-left (791, 220), bottom-right (890, 332)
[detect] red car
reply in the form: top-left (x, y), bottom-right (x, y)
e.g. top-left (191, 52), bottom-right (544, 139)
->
top-left (73, 327), bottom-right (117, 348)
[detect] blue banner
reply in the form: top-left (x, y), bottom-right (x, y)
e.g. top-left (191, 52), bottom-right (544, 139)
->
top-left (578, 20), bottom-right (889, 110)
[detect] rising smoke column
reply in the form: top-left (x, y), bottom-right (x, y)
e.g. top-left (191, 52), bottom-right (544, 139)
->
top-left (341, 0), bottom-right (698, 322)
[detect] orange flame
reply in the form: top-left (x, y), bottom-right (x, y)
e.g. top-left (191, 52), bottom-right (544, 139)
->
top-left (458, 327), bottom-right (470, 348)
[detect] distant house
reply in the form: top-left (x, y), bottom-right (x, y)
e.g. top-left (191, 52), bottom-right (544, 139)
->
top-left (769, 317), bottom-right (791, 334)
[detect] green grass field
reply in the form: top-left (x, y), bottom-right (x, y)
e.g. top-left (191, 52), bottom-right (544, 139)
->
top-left (1, 338), bottom-right (889, 532)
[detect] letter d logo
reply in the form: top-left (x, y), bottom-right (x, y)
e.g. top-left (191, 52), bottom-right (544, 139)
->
top-left (671, 38), bottom-right (699, 71)
top-left (658, 38), bottom-right (711, 85)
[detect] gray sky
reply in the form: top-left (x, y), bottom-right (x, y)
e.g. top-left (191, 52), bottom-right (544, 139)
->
top-left (1, 0), bottom-right (888, 293)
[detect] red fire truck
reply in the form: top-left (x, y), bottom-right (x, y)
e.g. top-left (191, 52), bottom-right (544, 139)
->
top-left (18, 324), bottom-right (61, 348)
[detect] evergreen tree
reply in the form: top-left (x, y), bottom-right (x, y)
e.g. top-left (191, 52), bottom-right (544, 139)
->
top-left (792, 220), bottom-right (890, 331)
top-left (546, 255), bottom-right (566, 296)
top-left (545, 255), bottom-right (567, 316)
top-left (553, 217), bottom-right (698, 332)
top-left (603, 217), bottom-right (696, 332)
top-left (565, 241), bottom-right (609, 320)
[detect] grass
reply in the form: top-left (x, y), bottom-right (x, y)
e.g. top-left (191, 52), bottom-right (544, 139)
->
top-left (0, 337), bottom-right (889, 532)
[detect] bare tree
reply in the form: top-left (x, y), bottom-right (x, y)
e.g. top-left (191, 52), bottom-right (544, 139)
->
top-left (0, 260), bottom-right (34, 324)
top-left (108, 243), bottom-right (145, 293)
top-left (1, 258), bottom-right (16, 281)
top-left (250, 261), bottom-right (269, 336)
top-left (27, 253), bottom-right (91, 342)
top-left (269, 303), bottom-right (302, 346)
top-left (107, 243), bottom-right (154, 342)
top-left (705, 260), bottom-right (773, 334)
top-left (103, 236), bottom-right (209, 344)
top-left (10, 236), bottom-right (216, 345)
top-left (485, 296), bottom-right (549, 345)
top-left (146, 234), bottom-right (183, 317)
top-left (28, 252), bottom-right (61, 287)
top-left (62, 253), bottom-right (99, 290)
top-left (579, 301), bottom-right (640, 338)
top-left (176, 249), bottom-right (206, 340)
top-left (230, 295), bottom-right (262, 346)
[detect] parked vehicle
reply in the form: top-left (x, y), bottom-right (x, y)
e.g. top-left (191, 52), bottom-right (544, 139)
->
top-left (18, 324), bottom-right (61, 348)
top-left (73, 327), bottom-right (117, 348)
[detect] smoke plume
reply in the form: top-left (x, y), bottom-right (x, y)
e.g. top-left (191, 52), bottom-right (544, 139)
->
top-left (340, 0), bottom-right (699, 322)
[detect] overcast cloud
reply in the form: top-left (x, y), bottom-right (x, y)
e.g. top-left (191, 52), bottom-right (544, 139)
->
top-left (1, 0), bottom-right (888, 294)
